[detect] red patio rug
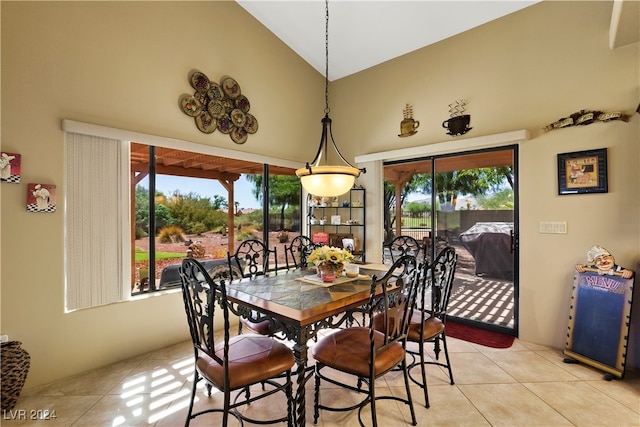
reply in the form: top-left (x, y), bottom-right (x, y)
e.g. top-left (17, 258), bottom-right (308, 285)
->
top-left (446, 320), bottom-right (515, 349)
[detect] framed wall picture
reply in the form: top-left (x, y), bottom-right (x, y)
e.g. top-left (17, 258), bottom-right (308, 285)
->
top-left (557, 148), bottom-right (607, 195)
top-left (0, 152), bottom-right (21, 183)
top-left (27, 183), bottom-right (57, 213)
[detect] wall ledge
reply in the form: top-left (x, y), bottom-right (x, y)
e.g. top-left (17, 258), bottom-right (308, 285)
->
top-left (355, 129), bottom-right (530, 164)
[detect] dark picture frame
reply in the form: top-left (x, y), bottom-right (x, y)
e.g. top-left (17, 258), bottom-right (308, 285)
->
top-left (557, 148), bottom-right (608, 195)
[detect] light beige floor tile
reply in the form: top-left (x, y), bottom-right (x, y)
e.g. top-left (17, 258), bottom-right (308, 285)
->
top-left (21, 355), bottom-right (147, 397)
top-left (70, 393), bottom-right (173, 427)
top-left (1, 395), bottom-right (100, 426)
top-left (586, 378), bottom-right (640, 413)
top-left (459, 383), bottom-right (574, 426)
top-left (155, 390), bottom-right (244, 426)
top-left (235, 386), bottom-right (294, 425)
top-left (446, 352), bottom-right (516, 384)
top-left (106, 356), bottom-right (190, 396)
top-left (535, 348), bottom-right (608, 380)
top-left (146, 340), bottom-right (192, 360)
top-left (161, 378), bottom-right (293, 426)
top-left (314, 384), bottom-right (410, 427)
top-left (483, 349), bottom-right (580, 382)
top-left (524, 381), bottom-right (640, 426)
top-left (517, 340), bottom-right (555, 351)
top-left (438, 336), bottom-right (479, 353)
top-left (398, 383), bottom-right (491, 426)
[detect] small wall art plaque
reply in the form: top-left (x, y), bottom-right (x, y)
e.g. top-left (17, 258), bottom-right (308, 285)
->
top-left (27, 183), bottom-right (56, 213)
top-left (0, 152), bottom-right (21, 183)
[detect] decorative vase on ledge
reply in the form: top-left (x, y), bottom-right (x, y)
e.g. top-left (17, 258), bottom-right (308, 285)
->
top-left (1, 341), bottom-right (31, 411)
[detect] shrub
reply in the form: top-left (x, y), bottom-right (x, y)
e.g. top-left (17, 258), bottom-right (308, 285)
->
top-left (158, 225), bottom-right (186, 243)
top-left (211, 247), bottom-right (227, 259)
top-left (135, 227), bottom-right (148, 239)
top-left (190, 222), bottom-right (208, 235)
top-left (236, 226), bottom-right (257, 241)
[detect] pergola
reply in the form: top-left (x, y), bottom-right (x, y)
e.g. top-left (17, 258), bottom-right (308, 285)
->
top-left (383, 149), bottom-right (514, 237)
top-left (129, 142), bottom-right (297, 260)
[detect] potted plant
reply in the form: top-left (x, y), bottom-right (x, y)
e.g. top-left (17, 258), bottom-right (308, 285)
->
top-left (307, 245), bottom-right (355, 282)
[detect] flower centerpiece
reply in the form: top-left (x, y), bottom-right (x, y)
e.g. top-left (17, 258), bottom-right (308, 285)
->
top-left (307, 245), bottom-right (354, 282)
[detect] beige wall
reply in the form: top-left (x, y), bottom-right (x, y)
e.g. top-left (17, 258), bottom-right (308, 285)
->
top-left (1, 1), bottom-right (638, 389)
top-left (337, 0), bottom-right (639, 356)
top-left (0, 1), bottom-right (323, 388)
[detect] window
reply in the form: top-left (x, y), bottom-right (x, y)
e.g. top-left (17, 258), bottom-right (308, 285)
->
top-left (130, 144), bottom-right (301, 294)
top-left (63, 120), bottom-right (302, 306)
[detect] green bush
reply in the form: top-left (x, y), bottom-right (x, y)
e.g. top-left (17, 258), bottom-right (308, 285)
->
top-left (166, 192), bottom-right (227, 234)
top-left (236, 226), bottom-right (257, 241)
top-left (189, 222), bottom-right (208, 235)
top-left (404, 201), bottom-right (431, 217)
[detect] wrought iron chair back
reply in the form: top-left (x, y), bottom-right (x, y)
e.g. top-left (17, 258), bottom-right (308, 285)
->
top-left (227, 239), bottom-right (280, 335)
top-left (384, 235), bottom-right (424, 263)
top-left (228, 238), bottom-right (277, 278)
top-left (285, 235), bottom-right (316, 269)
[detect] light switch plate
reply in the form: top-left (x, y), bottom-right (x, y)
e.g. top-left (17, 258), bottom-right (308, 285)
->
top-left (539, 221), bottom-right (567, 234)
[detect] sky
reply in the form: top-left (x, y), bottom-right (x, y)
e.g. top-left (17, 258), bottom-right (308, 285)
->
top-left (152, 174), bottom-right (261, 209)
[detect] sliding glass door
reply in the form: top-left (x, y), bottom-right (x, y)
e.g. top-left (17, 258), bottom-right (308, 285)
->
top-left (384, 146), bottom-right (518, 335)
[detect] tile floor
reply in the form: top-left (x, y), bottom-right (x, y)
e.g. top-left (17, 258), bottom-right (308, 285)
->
top-left (4, 334), bottom-right (639, 427)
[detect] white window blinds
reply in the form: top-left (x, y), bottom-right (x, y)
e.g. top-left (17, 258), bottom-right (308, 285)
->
top-left (65, 132), bottom-right (130, 311)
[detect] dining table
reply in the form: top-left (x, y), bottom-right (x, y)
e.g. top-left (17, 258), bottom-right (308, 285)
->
top-left (224, 264), bottom-right (390, 427)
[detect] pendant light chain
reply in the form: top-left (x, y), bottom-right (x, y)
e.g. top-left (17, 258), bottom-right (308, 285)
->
top-left (294, 0), bottom-right (365, 197)
top-left (324, 0), bottom-right (330, 115)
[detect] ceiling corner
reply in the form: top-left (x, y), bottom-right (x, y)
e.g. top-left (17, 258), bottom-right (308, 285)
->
top-left (609, 0), bottom-right (640, 49)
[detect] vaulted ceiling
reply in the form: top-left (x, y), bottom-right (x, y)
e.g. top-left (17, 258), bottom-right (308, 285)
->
top-left (236, 0), bottom-right (541, 81)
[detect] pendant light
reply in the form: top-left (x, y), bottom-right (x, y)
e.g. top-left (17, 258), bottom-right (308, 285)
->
top-left (295, 0), bottom-right (365, 197)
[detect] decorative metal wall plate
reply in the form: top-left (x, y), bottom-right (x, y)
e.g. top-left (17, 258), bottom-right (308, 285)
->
top-left (179, 71), bottom-right (258, 144)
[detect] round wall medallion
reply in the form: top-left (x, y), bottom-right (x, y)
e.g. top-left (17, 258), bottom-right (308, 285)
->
top-left (179, 70), bottom-right (258, 144)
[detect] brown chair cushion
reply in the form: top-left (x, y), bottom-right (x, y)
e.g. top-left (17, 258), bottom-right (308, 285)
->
top-left (311, 327), bottom-right (405, 378)
top-left (406, 311), bottom-right (444, 342)
top-left (196, 334), bottom-right (294, 390)
top-left (241, 317), bottom-right (279, 335)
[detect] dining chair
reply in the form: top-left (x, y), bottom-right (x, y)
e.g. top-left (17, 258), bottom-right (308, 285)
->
top-left (384, 235), bottom-right (424, 263)
top-left (227, 239), bottom-right (280, 335)
top-left (311, 255), bottom-right (420, 427)
top-left (406, 246), bottom-right (458, 408)
top-left (284, 235), bottom-right (316, 269)
top-left (179, 258), bottom-right (294, 427)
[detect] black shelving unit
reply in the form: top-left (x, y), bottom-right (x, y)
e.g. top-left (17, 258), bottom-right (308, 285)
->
top-left (307, 188), bottom-right (366, 261)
